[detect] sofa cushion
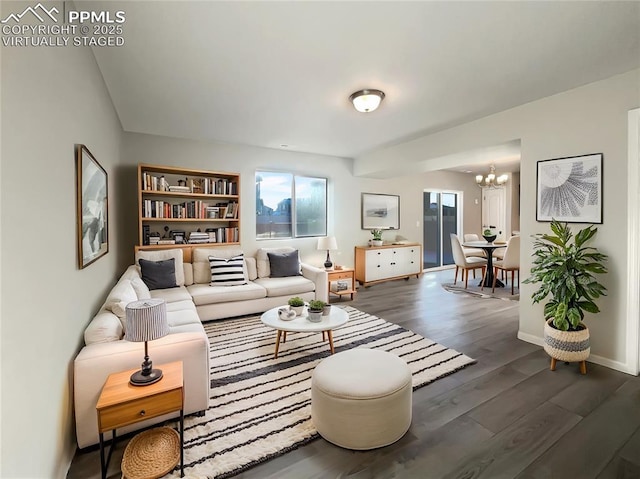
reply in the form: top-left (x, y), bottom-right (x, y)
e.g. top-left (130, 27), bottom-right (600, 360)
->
top-left (165, 299), bottom-right (198, 313)
top-left (193, 247), bottom-right (246, 284)
top-left (104, 279), bottom-right (138, 322)
top-left (254, 276), bottom-right (315, 297)
top-left (187, 282), bottom-right (266, 306)
top-left (167, 308), bottom-right (201, 328)
top-left (256, 247), bottom-right (296, 278)
top-left (131, 277), bottom-right (151, 300)
top-left (84, 311), bottom-right (123, 345)
top-left (267, 250), bottom-right (301, 277)
top-left (208, 254), bottom-right (247, 286)
top-left (139, 258), bottom-right (178, 290)
top-left (136, 249), bottom-right (185, 286)
top-left (150, 285), bottom-right (193, 303)
top-left (245, 257), bottom-right (258, 281)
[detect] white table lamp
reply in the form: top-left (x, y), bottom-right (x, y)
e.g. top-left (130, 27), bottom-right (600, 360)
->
top-left (124, 298), bottom-right (169, 386)
top-left (317, 236), bottom-right (338, 270)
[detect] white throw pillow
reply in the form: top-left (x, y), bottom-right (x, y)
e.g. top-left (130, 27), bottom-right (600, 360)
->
top-left (131, 276), bottom-right (151, 300)
top-left (104, 279), bottom-right (137, 322)
top-left (135, 249), bottom-right (185, 286)
top-left (208, 254), bottom-right (247, 286)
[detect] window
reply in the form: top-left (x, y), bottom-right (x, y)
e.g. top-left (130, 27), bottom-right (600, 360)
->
top-left (256, 171), bottom-right (327, 239)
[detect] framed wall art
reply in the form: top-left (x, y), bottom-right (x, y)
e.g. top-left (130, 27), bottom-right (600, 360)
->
top-left (536, 153), bottom-right (603, 224)
top-left (361, 193), bottom-right (400, 230)
top-left (76, 144), bottom-right (109, 268)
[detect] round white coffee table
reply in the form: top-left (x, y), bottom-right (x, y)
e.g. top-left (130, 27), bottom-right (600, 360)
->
top-left (261, 306), bottom-right (349, 358)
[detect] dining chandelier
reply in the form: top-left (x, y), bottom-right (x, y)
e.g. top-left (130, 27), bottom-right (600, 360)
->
top-left (476, 165), bottom-right (508, 188)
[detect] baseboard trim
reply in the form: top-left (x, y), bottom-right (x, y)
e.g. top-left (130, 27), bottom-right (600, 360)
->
top-left (517, 331), bottom-right (637, 375)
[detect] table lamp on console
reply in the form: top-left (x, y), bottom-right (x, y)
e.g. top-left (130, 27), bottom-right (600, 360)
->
top-left (124, 298), bottom-right (169, 386)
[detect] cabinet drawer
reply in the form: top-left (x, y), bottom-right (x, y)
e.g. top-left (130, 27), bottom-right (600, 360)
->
top-left (329, 271), bottom-right (353, 281)
top-left (98, 388), bottom-right (183, 431)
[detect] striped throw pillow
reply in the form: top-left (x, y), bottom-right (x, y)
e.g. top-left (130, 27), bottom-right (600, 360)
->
top-left (209, 254), bottom-right (247, 286)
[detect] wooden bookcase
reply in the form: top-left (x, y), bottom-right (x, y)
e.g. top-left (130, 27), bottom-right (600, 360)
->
top-left (137, 164), bottom-right (240, 250)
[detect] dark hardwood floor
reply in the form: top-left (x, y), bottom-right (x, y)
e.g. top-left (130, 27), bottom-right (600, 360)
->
top-left (67, 269), bottom-right (640, 479)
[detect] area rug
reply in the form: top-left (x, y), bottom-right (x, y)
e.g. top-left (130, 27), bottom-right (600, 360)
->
top-left (167, 306), bottom-right (475, 478)
top-left (442, 282), bottom-right (519, 301)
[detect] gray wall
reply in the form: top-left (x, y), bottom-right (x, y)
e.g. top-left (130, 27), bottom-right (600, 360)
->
top-left (0, 10), bottom-right (125, 478)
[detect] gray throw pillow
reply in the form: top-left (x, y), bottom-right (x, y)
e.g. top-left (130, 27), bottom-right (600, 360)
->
top-left (267, 250), bottom-right (301, 278)
top-left (139, 258), bottom-right (177, 290)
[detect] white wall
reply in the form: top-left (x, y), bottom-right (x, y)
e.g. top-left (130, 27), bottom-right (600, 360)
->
top-left (355, 69), bottom-right (640, 371)
top-left (0, 14), bottom-right (124, 479)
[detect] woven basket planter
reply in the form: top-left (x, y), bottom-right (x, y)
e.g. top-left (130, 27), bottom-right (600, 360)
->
top-left (543, 318), bottom-right (590, 362)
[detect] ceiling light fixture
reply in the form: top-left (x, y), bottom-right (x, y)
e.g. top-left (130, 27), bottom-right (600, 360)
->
top-left (475, 165), bottom-right (508, 189)
top-left (349, 89), bottom-right (385, 113)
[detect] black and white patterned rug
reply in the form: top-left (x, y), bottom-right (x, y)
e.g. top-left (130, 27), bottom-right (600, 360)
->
top-left (167, 306), bottom-right (475, 478)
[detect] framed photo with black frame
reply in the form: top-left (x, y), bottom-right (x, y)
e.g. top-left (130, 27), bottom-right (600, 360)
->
top-left (75, 144), bottom-right (109, 268)
top-left (536, 153), bottom-right (603, 224)
top-left (361, 193), bottom-right (400, 230)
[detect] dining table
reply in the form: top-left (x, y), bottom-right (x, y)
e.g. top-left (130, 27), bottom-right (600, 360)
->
top-left (461, 240), bottom-right (508, 288)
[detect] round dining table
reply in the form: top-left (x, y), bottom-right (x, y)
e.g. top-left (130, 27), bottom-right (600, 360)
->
top-left (461, 240), bottom-right (507, 288)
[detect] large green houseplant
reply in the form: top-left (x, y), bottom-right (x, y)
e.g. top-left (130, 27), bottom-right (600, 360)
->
top-left (523, 220), bottom-right (608, 373)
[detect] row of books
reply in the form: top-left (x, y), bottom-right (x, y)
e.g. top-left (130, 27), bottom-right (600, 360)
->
top-left (142, 173), bottom-right (238, 196)
top-left (187, 227), bottom-right (239, 244)
top-left (142, 200), bottom-right (239, 219)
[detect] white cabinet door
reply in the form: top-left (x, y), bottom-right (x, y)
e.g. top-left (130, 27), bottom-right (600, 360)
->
top-left (395, 246), bottom-right (421, 276)
top-left (365, 249), bottom-right (388, 282)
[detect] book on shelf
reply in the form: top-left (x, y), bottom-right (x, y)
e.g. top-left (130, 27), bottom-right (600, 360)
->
top-left (157, 239), bottom-right (176, 245)
top-left (168, 185), bottom-right (191, 192)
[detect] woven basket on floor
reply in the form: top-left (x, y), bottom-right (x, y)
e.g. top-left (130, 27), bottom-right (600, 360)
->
top-left (543, 318), bottom-right (590, 362)
top-left (121, 427), bottom-right (180, 479)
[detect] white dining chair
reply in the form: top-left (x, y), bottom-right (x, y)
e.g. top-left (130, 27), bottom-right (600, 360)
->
top-left (462, 234), bottom-right (486, 259)
top-left (451, 234), bottom-right (488, 289)
top-left (492, 235), bottom-right (520, 294)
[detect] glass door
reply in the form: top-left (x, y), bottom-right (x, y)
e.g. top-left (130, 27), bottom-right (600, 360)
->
top-left (423, 191), bottom-right (459, 269)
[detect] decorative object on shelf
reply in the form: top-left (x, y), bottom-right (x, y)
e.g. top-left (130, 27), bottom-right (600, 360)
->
top-left (307, 300), bottom-right (326, 322)
top-left (287, 296), bottom-right (305, 316)
top-left (75, 144), bottom-right (109, 269)
top-left (317, 236), bottom-right (338, 270)
top-left (362, 193), bottom-right (400, 230)
top-left (475, 164), bottom-right (508, 189)
top-left (523, 220), bottom-right (608, 374)
top-left (370, 228), bottom-right (384, 246)
top-left (349, 89), bottom-right (385, 113)
top-left (482, 228), bottom-right (497, 243)
top-left (536, 153), bottom-right (603, 224)
top-left (278, 307), bottom-right (296, 321)
top-left (124, 299), bottom-right (170, 386)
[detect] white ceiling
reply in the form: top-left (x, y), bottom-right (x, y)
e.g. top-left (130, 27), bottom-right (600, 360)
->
top-left (88, 1), bottom-right (640, 165)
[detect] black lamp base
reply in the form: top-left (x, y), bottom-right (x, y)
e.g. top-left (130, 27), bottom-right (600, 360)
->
top-left (129, 368), bottom-right (163, 386)
top-left (324, 251), bottom-right (333, 270)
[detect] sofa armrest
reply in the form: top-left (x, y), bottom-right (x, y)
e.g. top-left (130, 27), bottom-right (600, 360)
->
top-left (301, 263), bottom-right (328, 303)
top-left (74, 331), bottom-right (210, 448)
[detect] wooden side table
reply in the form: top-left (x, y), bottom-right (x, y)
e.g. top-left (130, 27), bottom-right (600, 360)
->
top-left (327, 267), bottom-right (357, 301)
top-left (96, 361), bottom-right (184, 479)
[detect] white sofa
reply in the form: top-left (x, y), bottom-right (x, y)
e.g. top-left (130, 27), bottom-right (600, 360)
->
top-left (74, 246), bottom-right (328, 448)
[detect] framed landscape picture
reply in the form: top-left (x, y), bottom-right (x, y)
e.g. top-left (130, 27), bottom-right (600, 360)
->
top-left (361, 193), bottom-right (400, 230)
top-left (536, 153), bottom-right (603, 224)
top-left (76, 144), bottom-right (109, 269)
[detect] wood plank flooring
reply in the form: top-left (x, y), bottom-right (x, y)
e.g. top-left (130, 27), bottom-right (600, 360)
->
top-left (67, 269), bottom-right (640, 479)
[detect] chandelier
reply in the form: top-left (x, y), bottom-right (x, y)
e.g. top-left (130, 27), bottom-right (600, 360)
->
top-left (476, 165), bottom-right (508, 188)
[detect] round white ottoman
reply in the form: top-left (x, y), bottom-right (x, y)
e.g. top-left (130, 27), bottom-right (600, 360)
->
top-left (311, 348), bottom-right (412, 450)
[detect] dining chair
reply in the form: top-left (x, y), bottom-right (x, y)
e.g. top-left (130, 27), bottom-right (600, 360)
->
top-left (450, 234), bottom-right (488, 289)
top-left (492, 235), bottom-right (520, 294)
top-left (462, 234), bottom-right (485, 259)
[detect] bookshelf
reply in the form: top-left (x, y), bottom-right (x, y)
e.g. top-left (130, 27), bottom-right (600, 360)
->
top-left (137, 164), bottom-right (240, 250)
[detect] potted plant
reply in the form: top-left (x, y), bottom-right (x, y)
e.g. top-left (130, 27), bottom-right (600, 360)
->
top-left (482, 228), bottom-right (496, 243)
top-left (322, 303), bottom-right (332, 316)
top-left (523, 220), bottom-right (607, 374)
top-left (307, 300), bottom-right (325, 322)
top-left (371, 229), bottom-right (384, 246)
top-left (288, 296), bottom-right (305, 316)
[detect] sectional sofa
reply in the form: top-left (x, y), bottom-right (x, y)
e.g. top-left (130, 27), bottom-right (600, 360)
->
top-left (74, 246), bottom-right (328, 448)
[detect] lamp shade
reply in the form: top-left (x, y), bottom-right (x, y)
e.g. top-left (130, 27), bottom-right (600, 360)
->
top-left (124, 299), bottom-right (169, 342)
top-left (317, 236), bottom-right (338, 251)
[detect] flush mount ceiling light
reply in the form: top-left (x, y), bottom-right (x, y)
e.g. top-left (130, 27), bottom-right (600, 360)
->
top-left (475, 164), bottom-right (509, 189)
top-left (349, 89), bottom-right (385, 113)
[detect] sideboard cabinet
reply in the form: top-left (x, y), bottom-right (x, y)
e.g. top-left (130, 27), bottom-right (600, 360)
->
top-left (354, 243), bottom-right (422, 287)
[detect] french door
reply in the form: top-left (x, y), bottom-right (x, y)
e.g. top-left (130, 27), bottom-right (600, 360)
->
top-left (423, 191), bottom-right (460, 269)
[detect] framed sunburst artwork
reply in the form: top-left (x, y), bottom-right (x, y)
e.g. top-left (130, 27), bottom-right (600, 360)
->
top-left (536, 153), bottom-right (603, 224)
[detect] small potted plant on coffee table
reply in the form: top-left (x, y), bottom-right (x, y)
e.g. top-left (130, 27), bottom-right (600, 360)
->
top-left (307, 300), bottom-right (325, 322)
top-left (288, 296), bottom-right (305, 316)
